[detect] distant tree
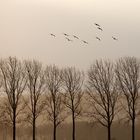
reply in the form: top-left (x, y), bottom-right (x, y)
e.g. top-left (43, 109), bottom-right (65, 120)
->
top-left (87, 60), bottom-right (119, 140)
top-left (45, 65), bottom-right (66, 140)
top-left (0, 81), bottom-right (9, 140)
top-left (62, 67), bottom-right (84, 140)
top-left (0, 57), bottom-right (27, 140)
top-left (24, 60), bottom-right (46, 140)
top-left (115, 57), bottom-right (140, 140)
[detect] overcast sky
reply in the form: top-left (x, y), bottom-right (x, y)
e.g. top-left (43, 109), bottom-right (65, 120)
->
top-left (0, 0), bottom-right (140, 70)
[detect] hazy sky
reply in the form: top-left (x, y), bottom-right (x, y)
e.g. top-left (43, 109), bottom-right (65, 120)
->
top-left (0, 0), bottom-right (140, 70)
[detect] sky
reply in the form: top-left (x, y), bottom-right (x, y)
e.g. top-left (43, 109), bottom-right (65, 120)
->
top-left (0, 0), bottom-right (140, 70)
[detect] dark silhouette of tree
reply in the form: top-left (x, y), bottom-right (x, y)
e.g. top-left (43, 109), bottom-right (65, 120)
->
top-left (62, 67), bottom-right (84, 140)
top-left (45, 65), bottom-right (66, 140)
top-left (87, 60), bottom-right (119, 140)
top-left (0, 57), bottom-right (27, 140)
top-left (115, 57), bottom-right (140, 140)
top-left (24, 60), bottom-right (46, 140)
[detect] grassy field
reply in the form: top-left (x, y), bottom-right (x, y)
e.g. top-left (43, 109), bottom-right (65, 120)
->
top-left (0, 121), bottom-right (140, 140)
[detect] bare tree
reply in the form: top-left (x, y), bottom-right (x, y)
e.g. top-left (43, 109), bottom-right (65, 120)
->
top-left (45, 65), bottom-right (66, 140)
top-left (24, 60), bottom-right (46, 140)
top-left (62, 67), bottom-right (84, 140)
top-left (115, 57), bottom-right (140, 140)
top-left (87, 60), bottom-right (119, 140)
top-left (0, 57), bottom-right (27, 140)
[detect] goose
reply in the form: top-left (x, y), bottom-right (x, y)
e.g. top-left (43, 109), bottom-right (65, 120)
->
top-left (73, 35), bottom-right (79, 39)
top-left (112, 36), bottom-right (118, 41)
top-left (96, 37), bottom-right (101, 41)
top-left (65, 37), bottom-right (72, 42)
top-left (94, 23), bottom-right (100, 27)
top-left (50, 33), bottom-right (56, 37)
top-left (97, 27), bottom-right (103, 31)
top-left (82, 40), bottom-right (88, 44)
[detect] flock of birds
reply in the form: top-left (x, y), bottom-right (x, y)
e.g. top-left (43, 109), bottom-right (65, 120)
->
top-left (50, 23), bottom-right (118, 45)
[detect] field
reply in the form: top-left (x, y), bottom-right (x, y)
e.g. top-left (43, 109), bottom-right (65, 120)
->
top-left (0, 121), bottom-right (140, 140)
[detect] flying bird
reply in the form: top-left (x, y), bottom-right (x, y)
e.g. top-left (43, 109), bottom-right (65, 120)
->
top-left (94, 23), bottom-right (100, 27)
top-left (82, 40), bottom-right (88, 44)
top-left (50, 33), bottom-right (56, 37)
top-left (112, 36), bottom-right (118, 41)
top-left (65, 37), bottom-right (72, 42)
top-left (97, 27), bottom-right (103, 31)
top-left (96, 37), bottom-right (101, 41)
top-left (63, 33), bottom-right (69, 36)
top-left (73, 35), bottom-right (79, 39)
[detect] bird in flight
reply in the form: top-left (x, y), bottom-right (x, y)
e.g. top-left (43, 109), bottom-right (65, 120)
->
top-left (94, 23), bottom-right (100, 27)
top-left (112, 36), bottom-right (118, 41)
top-left (63, 33), bottom-right (69, 36)
top-left (82, 40), bottom-right (88, 44)
top-left (50, 33), bottom-right (56, 37)
top-left (73, 35), bottom-right (79, 39)
top-left (65, 37), bottom-right (72, 42)
top-left (96, 37), bottom-right (101, 41)
top-left (97, 27), bottom-right (103, 31)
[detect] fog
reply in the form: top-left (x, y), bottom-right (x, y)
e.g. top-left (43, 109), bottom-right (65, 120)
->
top-left (0, 0), bottom-right (140, 69)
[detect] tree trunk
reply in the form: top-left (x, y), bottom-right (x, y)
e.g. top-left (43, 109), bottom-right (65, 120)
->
top-left (53, 97), bottom-right (56, 140)
top-left (53, 121), bottom-right (56, 140)
top-left (72, 111), bottom-right (75, 140)
top-left (108, 124), bottom-right (111, 140)
top-left (33, 116), bottom-right (36, 140)
top-left (131, 98), bottom-right (135, 140)
top-left (13, 110), bottom-right (16, 140)
top-left (132, 118), bottom-right (135, 140)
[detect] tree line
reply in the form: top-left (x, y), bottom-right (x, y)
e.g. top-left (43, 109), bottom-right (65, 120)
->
top-left (0, 56), bottom-right (139, 140)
